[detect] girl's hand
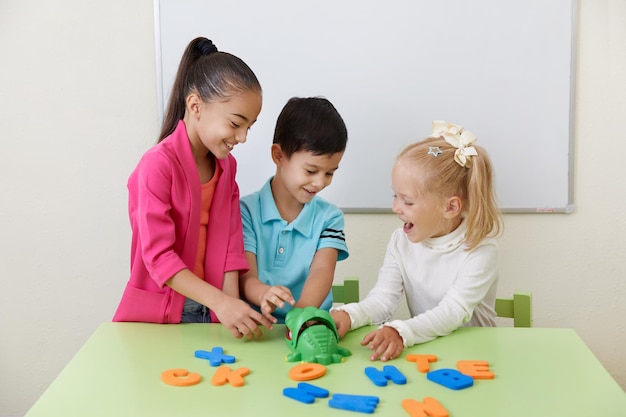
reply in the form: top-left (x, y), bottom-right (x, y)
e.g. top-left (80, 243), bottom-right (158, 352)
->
top-left (331, 310), bottom-right (352, 338)
top-left (213, 296), bottom-right (274, 339)
top-left (361, 326), bottom-right (404, 361)
top-left (260, 285), bottom-right (295, 322)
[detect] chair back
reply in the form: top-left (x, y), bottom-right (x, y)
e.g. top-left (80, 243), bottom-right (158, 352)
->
top-left (332, 278), bottom-right (360, 304)
top-left (495, 292), bottom-right (533, 327)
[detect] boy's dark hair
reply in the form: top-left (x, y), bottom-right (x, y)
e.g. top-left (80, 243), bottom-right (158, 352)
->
top-left (273, 97), bottom-right (348, 158)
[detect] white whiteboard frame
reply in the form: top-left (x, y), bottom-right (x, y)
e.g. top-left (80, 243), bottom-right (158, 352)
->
top-left (154, 0), bottom-right (577, 214)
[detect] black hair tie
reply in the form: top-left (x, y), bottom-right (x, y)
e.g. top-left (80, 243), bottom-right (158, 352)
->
top-left (199, 39), bottom-right (218, 55)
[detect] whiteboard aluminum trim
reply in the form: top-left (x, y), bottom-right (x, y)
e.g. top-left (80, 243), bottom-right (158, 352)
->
top-left (153, 0), bottom-right (164, 126)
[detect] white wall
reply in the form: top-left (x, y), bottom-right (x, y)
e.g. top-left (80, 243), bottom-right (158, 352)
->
top-left (1, 0), bottom-right (624, 415)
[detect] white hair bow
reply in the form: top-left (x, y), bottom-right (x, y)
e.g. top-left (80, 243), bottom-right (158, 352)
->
top-left (431, 120), bottom-right (478, 168)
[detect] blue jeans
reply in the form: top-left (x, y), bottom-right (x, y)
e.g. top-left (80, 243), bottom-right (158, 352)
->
top-left (181, 298), bottom-right (212, 323)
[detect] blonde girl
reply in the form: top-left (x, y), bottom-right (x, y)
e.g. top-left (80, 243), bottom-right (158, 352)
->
top-left (331, 120), bottom-right (503, 361)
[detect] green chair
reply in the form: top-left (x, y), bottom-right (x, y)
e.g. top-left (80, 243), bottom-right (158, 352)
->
top-left (495, 292), bottom-right (533, 328)
top-left (332, 278), bottom-right (360, 304)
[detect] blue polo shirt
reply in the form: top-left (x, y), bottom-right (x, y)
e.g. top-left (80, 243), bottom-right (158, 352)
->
top-left (240, 178), bottom-right (349, 323)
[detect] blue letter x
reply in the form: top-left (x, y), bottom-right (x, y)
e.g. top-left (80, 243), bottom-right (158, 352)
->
top-left (194, 347), bottom-right (236, 366)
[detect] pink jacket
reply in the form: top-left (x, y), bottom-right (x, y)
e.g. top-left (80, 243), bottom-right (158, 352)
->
top-left (113, 120), bottom-right (249, 323)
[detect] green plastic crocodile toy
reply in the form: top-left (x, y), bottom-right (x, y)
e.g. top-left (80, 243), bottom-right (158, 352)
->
top-left (284, 306), bottom-right (351, 365)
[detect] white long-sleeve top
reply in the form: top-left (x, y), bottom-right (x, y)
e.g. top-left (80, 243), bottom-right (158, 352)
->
top-left (334, 221), bottom-right (498, 347)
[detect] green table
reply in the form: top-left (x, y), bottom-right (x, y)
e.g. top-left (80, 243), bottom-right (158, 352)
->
top-left (25, 323), bottom-right (625, 416)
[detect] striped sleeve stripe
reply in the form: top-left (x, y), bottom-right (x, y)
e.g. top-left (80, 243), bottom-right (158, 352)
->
top-left (320, 228), bottom-right (346, 241)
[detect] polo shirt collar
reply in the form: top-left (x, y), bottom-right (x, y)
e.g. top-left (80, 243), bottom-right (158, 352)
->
top-left (259, 177), bottom-right (315, 238)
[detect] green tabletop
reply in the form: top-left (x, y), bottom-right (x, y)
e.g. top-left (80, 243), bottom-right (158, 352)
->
top-left (25, 323), bottom-right (625, 416)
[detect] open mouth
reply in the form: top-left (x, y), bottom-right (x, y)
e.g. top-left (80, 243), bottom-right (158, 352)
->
top-left (403, 222), bottom-right (414, 233)
top-left (285, 320), bottom-right (332, 342)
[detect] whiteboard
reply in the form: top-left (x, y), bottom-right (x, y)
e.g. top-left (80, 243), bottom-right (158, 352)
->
top-left (155, 0), bottom-right (576, 213)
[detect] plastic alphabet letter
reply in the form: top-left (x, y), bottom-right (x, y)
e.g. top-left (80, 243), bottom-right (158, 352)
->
top-left (288, 362), bottom-right (327, 381)
top-left (364, 367), bottom-right (388, 386)
top-left (365, 365), bottom-right (407, 386)
top-left (406, 354), bottom-right (438, 373)
top-left (329, 393), bottom-right (380, 413)
top-left (402, 397), bottom-right (449, 417)
top-left (161, 368), bottom-right (202, 386)
top-left (211, 365), bottom-right (250, 387)
top-left (283, 382), bottom-right (329, 404)
top-left (457, 360), bottom-right (495, 379)
top-left (194, 347), bottom-right (236, 366)
top-left (427, 368), bottom-right (473, 390)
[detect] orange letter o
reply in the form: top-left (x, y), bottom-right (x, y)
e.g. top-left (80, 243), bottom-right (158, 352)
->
top-left (289, 363), bottom-right (326, 381)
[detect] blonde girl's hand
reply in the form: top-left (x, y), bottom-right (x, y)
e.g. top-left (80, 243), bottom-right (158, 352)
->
top-left (361, 326), bottom-right (404, 362)
top-left (260, 285), bottom-right (295, 322)
top-left (330, 310), bottom-right (352, 338)
top-left (213, 296), bottom-right (274, 339)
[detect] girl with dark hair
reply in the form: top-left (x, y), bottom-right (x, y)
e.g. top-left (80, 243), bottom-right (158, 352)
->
top-left (114, 37), bottom-right (271, 339)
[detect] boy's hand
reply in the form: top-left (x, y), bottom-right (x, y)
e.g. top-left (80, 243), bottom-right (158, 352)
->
top-left (331, 310), bottom-right (352, 338)
top-left (213, 296), bottom-right (274, 339)
top-left (361, 326), bottom-right (404, 362)
top-left (260, 285), bottom-right (295, 322)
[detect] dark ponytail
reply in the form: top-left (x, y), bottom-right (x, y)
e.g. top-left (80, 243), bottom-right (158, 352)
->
top-left (158, 37), bottom-right (261, 142)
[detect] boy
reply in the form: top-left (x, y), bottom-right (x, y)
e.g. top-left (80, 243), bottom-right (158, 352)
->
top-left (240, 97), bottom-right (349, 323)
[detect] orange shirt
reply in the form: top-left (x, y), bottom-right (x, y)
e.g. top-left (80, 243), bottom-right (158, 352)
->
top-left (193, 162), bottom-right (222, 279)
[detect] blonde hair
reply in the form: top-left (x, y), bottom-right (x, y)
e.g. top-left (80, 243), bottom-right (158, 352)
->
top-left (397, 136), bottom-right (503, 250)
